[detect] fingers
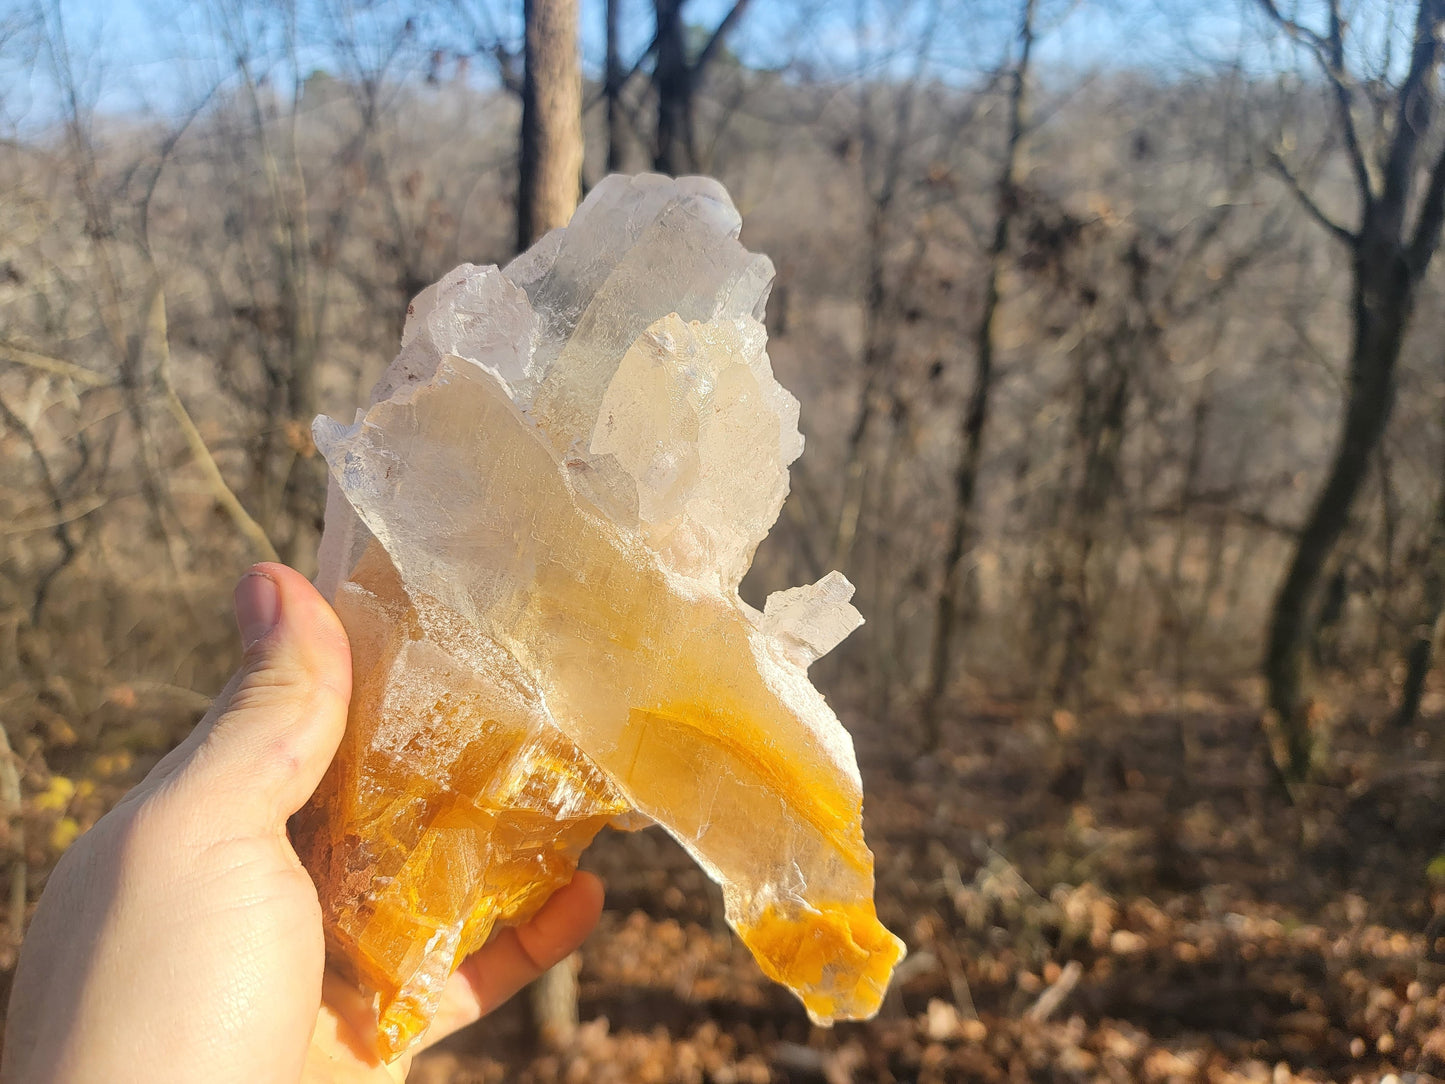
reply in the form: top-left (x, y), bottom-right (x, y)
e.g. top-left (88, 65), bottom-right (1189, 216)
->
top-left (310, 971), bottom-right (412, 1080)
top-left (161, 563), bottom-right (353, 834)
top-left (422, 872), bottom-right (605, 1049)
top-left (506, 871), bottom-right (606, 988)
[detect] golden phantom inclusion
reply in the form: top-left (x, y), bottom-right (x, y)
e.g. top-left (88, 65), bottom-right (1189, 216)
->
top-left (291, 174), bottom-right (905, 1061)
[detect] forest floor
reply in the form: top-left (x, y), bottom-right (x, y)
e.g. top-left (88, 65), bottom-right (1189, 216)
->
top-left (410, 676), bottom-right (1445, 1084)
top-left (5, 671), bottom-right (1444, 1083)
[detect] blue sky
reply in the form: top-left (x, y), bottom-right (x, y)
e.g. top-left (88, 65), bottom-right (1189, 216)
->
top-left (8, 0), bottom-right (796, 125)
top-left (0, 0), bottom-right (1383, 131)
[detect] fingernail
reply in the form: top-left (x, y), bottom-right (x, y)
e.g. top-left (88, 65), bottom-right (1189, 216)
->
top-left (235, 570), bottom-right (280, 650)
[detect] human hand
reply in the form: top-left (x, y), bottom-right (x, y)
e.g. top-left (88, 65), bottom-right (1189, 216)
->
top-left (2, 563), bottom-right (604, 1084)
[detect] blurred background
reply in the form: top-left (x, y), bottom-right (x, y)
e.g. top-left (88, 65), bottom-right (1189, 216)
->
top-left (2, 0), bottom-right (1445, 1080)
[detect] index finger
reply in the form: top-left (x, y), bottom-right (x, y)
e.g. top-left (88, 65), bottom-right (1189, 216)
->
top-left (419, 871), bottom-right (605, 1050)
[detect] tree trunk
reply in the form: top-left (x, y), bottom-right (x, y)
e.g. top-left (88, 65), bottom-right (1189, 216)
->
top-left (919, 0), bottom-right (1035, 748)
top-left (518, 0), bottom-right (586, 1045)
top-left (648, 0), bottom-right (752, 174)
top-left (605, 0), bottom-right (625, 171)
top-left (652, 0), bottom-right (692, 174)
top-left (518, 0), bottom-right (583, 252)
top-left (1375, 447), bottom-right (1400, 662)
top-left (1265, 245), bottom-right (1413, 777)
top-left (1393, 429), bottom-right (1445, 727)
top-left (527, 950), bottom-right (581, 1048)
top-left (830, 24), bottom-right (933, 576)
top-left (1160, 385), bottom-right (1211, 673)
top-left (868, 393), bottom-right (912, 720)
top-left (1053, 342), bottom-right (1131, 709)
top-left (832, 201), bottom-right (891, 573)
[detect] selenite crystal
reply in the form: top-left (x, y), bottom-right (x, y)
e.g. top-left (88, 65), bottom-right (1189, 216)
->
top-left (291, 174), bottom-right (905, 1061)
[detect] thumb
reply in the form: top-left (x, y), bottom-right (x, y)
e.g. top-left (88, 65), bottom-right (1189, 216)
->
top-left (170, 563), bottom-right (352, 834)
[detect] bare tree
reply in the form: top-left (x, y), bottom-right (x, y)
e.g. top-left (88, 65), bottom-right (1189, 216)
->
top-left (831, 0), bottom-right (944, 576)
top-left (12, 0), bottom-right (277, 571)
top-left (920, 0), bottom-right (1036, 747)
top-left (1256, 0), bottom-right (1445, 779)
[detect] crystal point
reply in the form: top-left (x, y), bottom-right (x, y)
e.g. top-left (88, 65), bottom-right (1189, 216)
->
top-left (293, 175), bottom-right (905, 1060)
top-left (763, 572), bottom-right (866, 669)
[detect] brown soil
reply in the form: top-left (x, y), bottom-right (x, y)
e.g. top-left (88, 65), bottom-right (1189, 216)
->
top-left (402, 680), bottom-right (1445, 1084)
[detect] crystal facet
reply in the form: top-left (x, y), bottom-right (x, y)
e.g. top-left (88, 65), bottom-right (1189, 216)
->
top-left (292, 174), bottom-right (905, 1061)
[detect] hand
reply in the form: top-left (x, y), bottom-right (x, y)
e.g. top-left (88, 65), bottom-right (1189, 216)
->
top-left (2, 563), bottom-right (604, 1084)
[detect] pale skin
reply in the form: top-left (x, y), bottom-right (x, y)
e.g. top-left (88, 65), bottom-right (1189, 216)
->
top-left (2, 563), bottom-right (604, 1084)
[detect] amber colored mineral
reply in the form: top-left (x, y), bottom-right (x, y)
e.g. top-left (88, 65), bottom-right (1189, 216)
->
top-left (291, 174), bottom-right (905, 1061)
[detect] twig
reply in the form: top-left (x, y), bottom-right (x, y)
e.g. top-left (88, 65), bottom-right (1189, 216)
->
top-left (144, 287), bottom-right (279, 564)
top-left (114, 679), bottom-right (213, 713)
top-left (1, 302), bottom-right (278, 565)
top-left (933, 937), bottom-right (980, 1020)
top-left (1408, 139), bottom-right (1445, 275)
top-left (1254, 0), bottom-right (1330, 54)
top-left (1024, 960), bottom-right (1082, 1022)
top-left (1324, 0), bottom-right (1376, 203)
top-left (0, 340), bottom-right (111, 387)
top-left (0, 723), bottom-right (25, 943)
top-left (1264, 148), bottom-right (1358, 247)
top-left (1253, 0), bottom-right (1376, 203)
top-left (1, 494), bottom-right (110, 535)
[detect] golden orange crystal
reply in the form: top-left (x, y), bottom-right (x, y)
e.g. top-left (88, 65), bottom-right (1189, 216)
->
top-left (291, 175), bottom-right (905, 1061)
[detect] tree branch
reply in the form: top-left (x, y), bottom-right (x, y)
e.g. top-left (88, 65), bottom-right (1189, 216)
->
top-left (1379, 0), bottom-right (1445, 228)
top-left (1265, 148), bottom-right (1358, 246)
top-left (1256, 0), bottom-right (1375, 204)
top-left (0, 385), bottom-right (78, 619)
top-left (693, 0), bottom-right (754, 74)
top-left (584, 29), bottom-right (659, 113)
top-left (3, 300), bottom-right (279, 565)
top-left (158, 377), bottom-right (279, 564)
top-left (2, 494), bottom-right (110, 535)
top-left (1326, 0), bottom-right (1376, 204)
top-left (585, 0), bottom-right (753, 116)
top-left (492, 42), bottom-right (524, 95)
top-left (0, 341), bottom-right (111, 386)
top-left (1408, 139), bottom-right (1445, 275)
top-left (142, 284), bottom-right (280, 564)
top-left (1254, 0), bottom-right (1330, 55)
top-left (0, 724), bottom-right (24, 946)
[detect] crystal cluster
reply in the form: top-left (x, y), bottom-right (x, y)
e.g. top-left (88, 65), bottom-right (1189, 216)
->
top-left (291, 175), bottom-right (905, 1061)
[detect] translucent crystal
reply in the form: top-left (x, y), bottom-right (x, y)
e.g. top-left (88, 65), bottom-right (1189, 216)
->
top-left (292, 174), bottom-right (905, 1061)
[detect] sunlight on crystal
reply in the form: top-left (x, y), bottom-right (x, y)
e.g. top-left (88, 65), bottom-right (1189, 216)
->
top-left (291, 174), bottom-right (905, 1061)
